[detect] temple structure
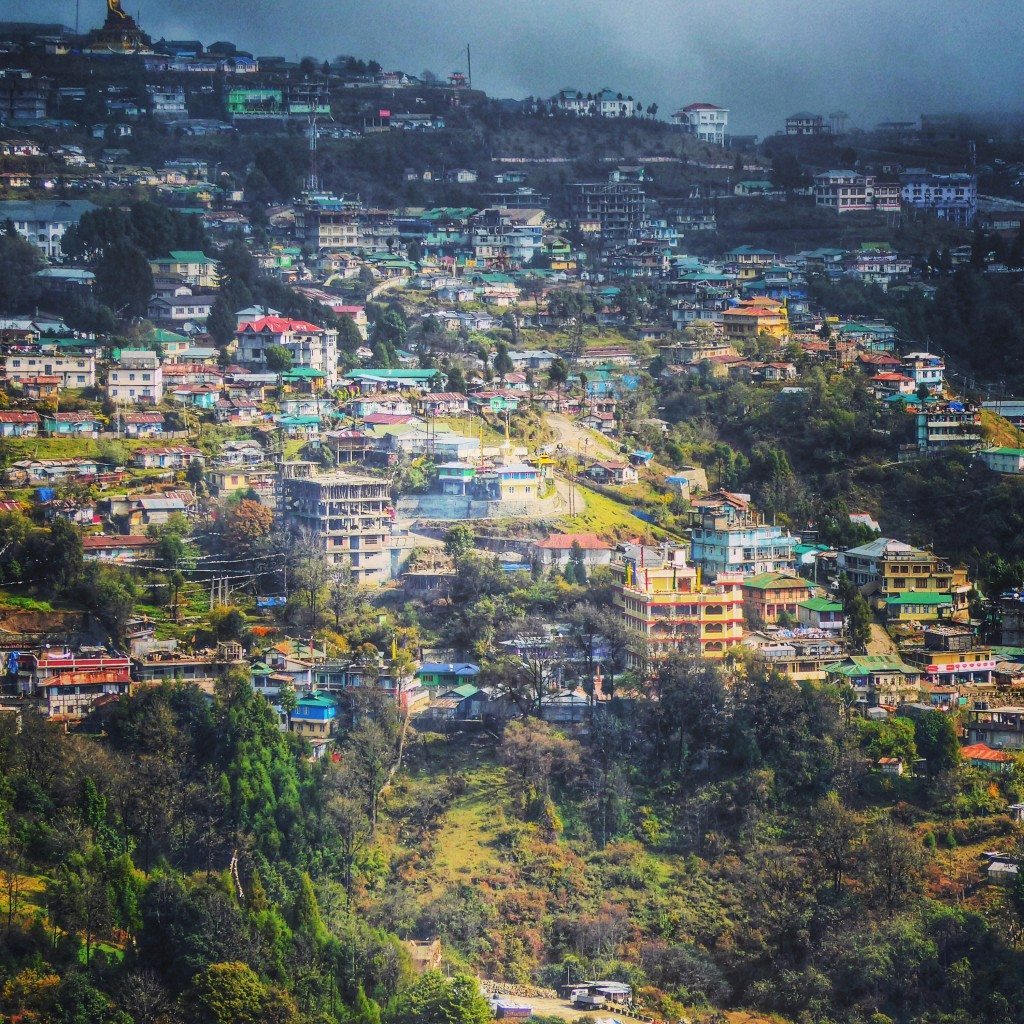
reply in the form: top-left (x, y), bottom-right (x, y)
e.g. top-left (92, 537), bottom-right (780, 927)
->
top-left (85, 0), bottom-right (152, 54)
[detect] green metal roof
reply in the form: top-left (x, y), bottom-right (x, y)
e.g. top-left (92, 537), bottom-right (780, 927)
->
top-left (824, 655), bottom-right (921, 676)
top-left (346, 369), bottom-right (442, 380)
top-left (282, 367), bottom-right (327, 379)
top-left (743, 572), bottom-right (809, 591)
top-left (296, 691), bottom-right (337, 708)
top-left (885, 591), bottom-right (953, 606)
top-left (799, 597), bottom-right (843, 613)
top-left (983, 447), bottom-right (1024, 457)
top-left (446, 683), bottom-right (480, 699)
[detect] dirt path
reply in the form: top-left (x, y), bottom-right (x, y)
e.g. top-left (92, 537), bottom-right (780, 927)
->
top-left (544, 412), bottom-right (621, 461)
top-left (866, 622), bottom-right (899, 655)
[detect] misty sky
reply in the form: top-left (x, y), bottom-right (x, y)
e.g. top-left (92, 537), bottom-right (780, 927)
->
top-left (9, 0), bottom-right (1024, 134)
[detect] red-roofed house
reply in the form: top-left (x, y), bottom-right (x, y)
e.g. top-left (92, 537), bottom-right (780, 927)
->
top-left (39, 667), bottom-right (133, 720)
top-left (534, 532), bottom-right (614, 569)
top-left (131, 446), bottom-right (204, 470)
top-left (123, 412), bottom-right (165, 437)
top-left (586, 460), bottom-right (639, 485)
top-left (0, 411), bottom-right (40, 437)
top-left (671, 102), bottom-right (728, 144)
top-left (82, 535), bottom-right (158, 562)
top-left (415, 392), bottom-right (470, 416)
top-left (236, 317), bottom-right (339, 386)
top-left (961, 743), bottom-right (1015, 771)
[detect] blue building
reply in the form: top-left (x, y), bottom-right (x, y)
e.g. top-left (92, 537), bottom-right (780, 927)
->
top-left (290, 691), bottom-right (338, 753)
top-left (690, 511), bottom-right (797, 579)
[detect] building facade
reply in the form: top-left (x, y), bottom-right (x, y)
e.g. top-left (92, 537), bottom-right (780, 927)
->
top-left (813, 171), bottom-right (901, 213)
top-left (280, 471), bottom-right (393, 584)
top-left (671, 103), bottom-right (729, 145)
top-left (107, 350), bottom-right (163, 404)
top-left (613, 544), bottom-right (744, 660)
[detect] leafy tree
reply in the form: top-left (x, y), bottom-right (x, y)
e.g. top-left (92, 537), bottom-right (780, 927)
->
top-left (191, 961), bottom-right (270, 1024)
top-left (338, 314), bottom-right (364, 354)
top-left (265, 345), bottom-right (293, 373)
top-left (865, 818), bottom-right (925, 916)
top-left (388, 972), bottom-right (491, 1024)
top-left (207, 296), bottom-right (238, 349)
top-left (493, 342), bottom-right (513, 381)
top-left (907, 709), bottom-right (960, 775)
top-left (0, 229), bottom-right (42, 313)
top-left (94, 241), bottom-right (154, 318)
top-left (443, 524), bottom-right (474, 560)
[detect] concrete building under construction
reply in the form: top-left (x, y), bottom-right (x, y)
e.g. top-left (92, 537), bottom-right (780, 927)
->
top-left (280, 471), bottom-right (394, 584)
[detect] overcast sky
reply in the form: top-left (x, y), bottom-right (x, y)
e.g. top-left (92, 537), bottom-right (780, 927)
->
top-left (10, 0), bottom-right (1024, 134)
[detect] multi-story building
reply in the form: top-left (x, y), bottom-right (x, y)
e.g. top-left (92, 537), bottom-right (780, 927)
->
top-left (902, 624), bottom-right (994, 686)
top-left (0, 69), bottom-right (49, 121)
top-left (613, 544), bottom-right (744, 660)
top-left (742, 572), bottom-right (813, 624)
top-left (236, 316), bottom-right (339, 386)
top-left (785, 112), bottom-right (831, 136)
top-left (690, 511), bottom-right (797, 579)
top-left (3, 350), bottom-right (96, 388)
top-left (671, 103), bottom-right (729, 145)
top-left (289, 691), bottom-right (339, 753)
top-left (147, 85), bottom-right (187, 120)
top-left (149, 251), bottom-right (220, 289)
top-left (280, 471), bottom-right (393, 584)
top-left (900, 171), bottom-right (977, 226)
top-left (470, 207), bottom-right (545, 266)
top-left (226, 87), bottom-right (284, 120)
top-left (824, 655), bottom-right (924, 707)
top-left (552, 88), bottom-right (641, 118)
top-left (813, 171), bottom-right (901, 213)
top-left (295, 194), bottom-right (362, 252)
top-left (0, 198), bottom-right (97, 259)
top-left (980, 447), bottom-right (1024, 475)
top-left (916, 400), bottom-right (982, 452)
top-left (902, 351), bottom-right (945, 392)
top-left (745, 630), bottom-right (846, 683)
top-left (722, 297), bottom-right (790, 342)
top-left (838, 538), bottom-right (969, 600)
top-left (568, 181), bottom-right (646, 243)
top-left (107, 351), bottom-right (163, 405)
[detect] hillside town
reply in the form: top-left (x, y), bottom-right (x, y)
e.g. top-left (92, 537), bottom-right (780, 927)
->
top-left (1, 5), bottom-right (1024, 1024)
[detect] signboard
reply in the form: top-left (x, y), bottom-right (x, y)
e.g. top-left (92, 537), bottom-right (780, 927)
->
top-left (926, 659), bottom-right (996, 674)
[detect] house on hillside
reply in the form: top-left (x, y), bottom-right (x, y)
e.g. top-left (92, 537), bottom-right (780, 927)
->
top-left (533, 533), bottom-right (614, 569)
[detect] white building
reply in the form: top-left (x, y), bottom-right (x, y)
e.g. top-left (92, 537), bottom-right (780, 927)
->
top-left (980, 447), bottom-right (1024, 475)
top-left (902, 352), bottom-right (945, 391)
top-left (671, 103), bottom-right (729, 145)
top-left (813, 171), bottom-right (901, 213)
top-left (3, 351), bottom-right (96, 388)
top-left (0, 199), bottom-right (97, 259)
top-left (108, 351), bottom-right (163, 405)
top-left (899, 170), bottom-right (977, 226)
top-left (147, 85), bottom-right (188, 120)
top-left (471, 207), bottom-right (544, 265)
top-left (236, 316), bottom-right (339, 386)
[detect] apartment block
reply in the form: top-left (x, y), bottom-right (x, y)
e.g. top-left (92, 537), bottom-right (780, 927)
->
top-left (3, 350), bottom-right (96, 388)
top-left (280, 471), bottom-right (393, 584)
top-left (107, 350), bottom-right (163, 404)
top-left (613, 544), bottom-right (744, 660)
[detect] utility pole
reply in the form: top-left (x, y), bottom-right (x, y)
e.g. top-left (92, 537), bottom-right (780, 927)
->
top-left (466, 44), bottom-right (472, 91)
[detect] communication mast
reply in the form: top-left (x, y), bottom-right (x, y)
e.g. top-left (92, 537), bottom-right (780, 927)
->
top-left (291, 77), bottom-right (331, 193)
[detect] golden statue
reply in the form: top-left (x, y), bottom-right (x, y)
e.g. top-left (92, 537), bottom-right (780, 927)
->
top-left (108, 0), bottom-right (128, 19)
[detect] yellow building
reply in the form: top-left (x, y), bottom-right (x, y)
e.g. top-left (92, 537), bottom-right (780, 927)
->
top-left (722, 298), bottom-right (789, 342)
top-left (613, 544), bottom-right (744, 660)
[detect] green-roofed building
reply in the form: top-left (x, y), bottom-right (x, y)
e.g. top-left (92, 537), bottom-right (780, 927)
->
top-left (824, 655), bottom-right (925, 707)
top-left (345, 368), bottom-right (446, 393)
top-left (797, 597), bottom-right (845, 632)
top-left (885, 590), bottom-right (953, 623)
top-left (742, 572), bottom-right (812, 624)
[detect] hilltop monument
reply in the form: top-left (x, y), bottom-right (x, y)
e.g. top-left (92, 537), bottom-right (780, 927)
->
top-left (86, 0), bottom-right (152, 53)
